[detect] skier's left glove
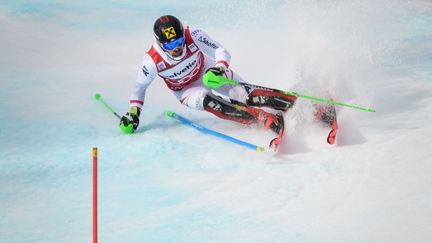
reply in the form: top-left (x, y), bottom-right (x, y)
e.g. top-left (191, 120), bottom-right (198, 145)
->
top-left (205, 65), bottom-right (226, 76)
top-left (119, 107), bottom-right (140, 134)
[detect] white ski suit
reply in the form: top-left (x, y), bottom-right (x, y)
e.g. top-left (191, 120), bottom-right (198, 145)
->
top-left (129, 27), bottom-right (248, 111)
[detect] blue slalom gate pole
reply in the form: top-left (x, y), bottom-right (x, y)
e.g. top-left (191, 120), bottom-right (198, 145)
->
top-left (166, 111), bottom-right (265, 152)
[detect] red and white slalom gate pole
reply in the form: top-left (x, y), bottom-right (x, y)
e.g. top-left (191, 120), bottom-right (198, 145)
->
top-left (93, 147), bottom-right (98, 243)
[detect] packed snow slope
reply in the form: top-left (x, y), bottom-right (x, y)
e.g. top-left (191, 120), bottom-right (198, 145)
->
top-left (1, 1), bottom-right (432, 242)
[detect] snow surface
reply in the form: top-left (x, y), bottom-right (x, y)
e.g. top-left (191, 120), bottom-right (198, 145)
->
top-left (1, 1), bottom-right (432, 242)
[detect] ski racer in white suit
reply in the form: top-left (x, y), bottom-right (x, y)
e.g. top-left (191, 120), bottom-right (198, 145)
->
top-left (120, 15), bottom-right (297, 134)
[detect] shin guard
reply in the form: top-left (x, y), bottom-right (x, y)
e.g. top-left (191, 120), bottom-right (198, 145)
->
top-left (246, 88), bottom-right (297, 111)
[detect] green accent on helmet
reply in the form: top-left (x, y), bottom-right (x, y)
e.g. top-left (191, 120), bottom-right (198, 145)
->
top-left (119, 123), bottom-right (134, 134)
top-left (202, 71), bottom-right (238, 89)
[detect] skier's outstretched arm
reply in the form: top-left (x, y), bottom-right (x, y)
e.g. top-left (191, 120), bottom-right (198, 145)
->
top-left (120, 54), bottom-right (157, 133)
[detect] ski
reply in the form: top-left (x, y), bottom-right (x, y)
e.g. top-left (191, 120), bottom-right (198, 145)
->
top-left (315, 104), bottom-right (338, 145)
top-left (325, 105), bottom-right (338, 145)
top-left (269, 112), bottom-right (285, 152)
top-left (327, 116), bottom-right (338, 145)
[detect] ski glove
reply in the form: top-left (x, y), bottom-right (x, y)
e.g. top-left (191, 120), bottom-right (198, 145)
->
top-left (205, 66), bottom-right (225, 76)
top-left (119, 107), bottom-right (140, 134)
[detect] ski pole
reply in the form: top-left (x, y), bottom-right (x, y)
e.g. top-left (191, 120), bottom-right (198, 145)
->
top-left (166, 111), bottom-right (266, 152)
top-left (94, 93), bottom-right (121, 119)
top-left (203, 72), bottom-right (376, 113)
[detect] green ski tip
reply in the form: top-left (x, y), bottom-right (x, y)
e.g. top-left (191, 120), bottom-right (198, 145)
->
top-left (94, 93), bottom-right (101, 100)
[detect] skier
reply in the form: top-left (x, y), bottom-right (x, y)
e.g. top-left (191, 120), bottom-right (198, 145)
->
top-left (119, 15), bottom-right (299, 148)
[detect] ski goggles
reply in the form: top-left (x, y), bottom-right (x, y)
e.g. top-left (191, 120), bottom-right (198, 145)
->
top-left (161, 36), bottom-right (185, 51)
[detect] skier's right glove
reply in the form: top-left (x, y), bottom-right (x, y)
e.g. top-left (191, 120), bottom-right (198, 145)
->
top-left (119, 107), bottom-right (140, 134)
